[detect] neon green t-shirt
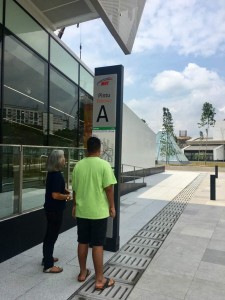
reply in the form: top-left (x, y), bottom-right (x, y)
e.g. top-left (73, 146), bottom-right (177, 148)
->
top-left (72, 157), bottom-right (117, 219)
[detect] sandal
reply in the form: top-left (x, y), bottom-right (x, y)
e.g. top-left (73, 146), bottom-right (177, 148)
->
top-left (43, 266), bottom-right (63, 273)
top-left (95, 278), bottom-right (115, 291)
top-left (41, 257), bottom-right (58, 266)
top-left (78, 269), bottom-right (91, 282)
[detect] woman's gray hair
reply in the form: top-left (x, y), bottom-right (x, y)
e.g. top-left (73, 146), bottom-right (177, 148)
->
top-left (46, 149), bottom-right (65, 172)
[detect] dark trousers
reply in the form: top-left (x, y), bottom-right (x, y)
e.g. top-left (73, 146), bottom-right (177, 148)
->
top-left (43, 210), bottom-right (63, 270)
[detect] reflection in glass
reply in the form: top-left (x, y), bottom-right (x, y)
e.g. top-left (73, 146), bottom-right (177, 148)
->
top-left (49, 67), bottom-right (78, 146)
top-left (50, 37), bottom-right (78, 84)
top-left (0, 145), bottom-right (21, 219)
top-left (80, 89), bottom-right (93, 147)
top-left (5, 0), bottom-right (48, 59)
top-left (80, 66), bottom-right (93, 96)
top-left (21, 146), bottom-right (64, 212)
top-left (3, 33), bottom-right (48, 145)
top-left (0, 0), bottom-right (3, 24)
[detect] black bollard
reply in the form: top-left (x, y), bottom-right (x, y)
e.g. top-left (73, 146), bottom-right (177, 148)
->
top-left (215, 165), bottom-right (218, 178)
top-left (210, 174), bottom-right (216, 200)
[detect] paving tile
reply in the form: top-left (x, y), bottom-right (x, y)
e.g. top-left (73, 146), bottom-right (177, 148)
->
top-left (185, 278), bottom-right (225, 300)
top-left (195, 261), bottom-right (225, 284)
top-left (202, 248), bottom-right (225, 266)
top-left (128, 288), bottom-right (182, 300)
top-left (134, 270), bottom-right (192, 299)
top-left (180, 226), bottom-right (213, 238)
top-left (211, 227), bottom-right (225, 241)
top-left (207, 238), bottom-right (225, 251)
top-left (16, 265), bottom-right (82, 300)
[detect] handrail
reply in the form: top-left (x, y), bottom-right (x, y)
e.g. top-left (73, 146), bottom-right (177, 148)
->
top-left (121, 164), bottom-right (146, 184)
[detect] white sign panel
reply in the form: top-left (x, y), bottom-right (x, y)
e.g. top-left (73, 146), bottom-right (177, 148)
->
top-left (93, 74), bottom-right (117, 129)
top-left (92, 129), bottom-right (115, 167)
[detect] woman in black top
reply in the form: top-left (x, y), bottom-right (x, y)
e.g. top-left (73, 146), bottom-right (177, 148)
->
top-left (42, 149), bottom-right (71, 273)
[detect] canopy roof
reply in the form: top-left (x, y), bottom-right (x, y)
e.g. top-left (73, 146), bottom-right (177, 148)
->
top-left (16, 0), bottom-right (147, 54)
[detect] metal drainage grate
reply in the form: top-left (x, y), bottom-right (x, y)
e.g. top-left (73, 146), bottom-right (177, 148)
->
top-left (70, 279), bottom-right (133, 300)
top-left (103, 265), bottom-right (142, 285)
top-left (129, 236), bottom-right (163, 248)
top-left (142, 224), bottom-right (171, 234)
top-left (68, 173), bottom-right (205, 300)
top-left (137, 230), bottom-right (167, 241)
top-left (120, 244), bottom-right (157, 258)
top-left (109, 253), bottom-right (151, 269)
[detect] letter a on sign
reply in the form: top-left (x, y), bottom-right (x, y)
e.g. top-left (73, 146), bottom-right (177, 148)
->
top-left (97, 105), bottom-right (108, 122)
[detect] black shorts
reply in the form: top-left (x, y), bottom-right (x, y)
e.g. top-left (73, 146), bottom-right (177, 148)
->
top-left (76, 217), bottom-right (108, 246)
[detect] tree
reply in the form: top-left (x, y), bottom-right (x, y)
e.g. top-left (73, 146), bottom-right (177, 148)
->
top-left (198, 102), bottom-right (216, 164)
top-left (160, 107), bottom-right (176, 164)
top-left (197, 130), bottom-right (204, 161)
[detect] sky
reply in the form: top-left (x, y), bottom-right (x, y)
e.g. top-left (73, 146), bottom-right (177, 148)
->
top-left (61, 0), bottom-right (225, 138)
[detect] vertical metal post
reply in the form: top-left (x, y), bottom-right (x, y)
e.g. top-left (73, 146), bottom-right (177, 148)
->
top-left (215, 165), bottom-right (218, 178)
top-left (16, 145), bottom-right (23, 214)
top-left (210, 174), bottom-right (216, 200)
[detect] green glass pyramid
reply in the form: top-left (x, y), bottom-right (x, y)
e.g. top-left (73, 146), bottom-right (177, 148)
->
top-left (156, 130), bottom-right (189, 164)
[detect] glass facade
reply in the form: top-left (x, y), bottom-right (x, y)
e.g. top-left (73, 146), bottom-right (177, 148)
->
top-left (0, 0), bottom-right (93, 147)
top-left (0, 0), bottom-right (94, 219)
top-left (49, 67), bottom-right (78, 146)
top-left (50, 37), bottom-right (78, 84)
top-left (3, 32), bottom-right (48, 145)
top-left (5, 0), bottom-right (48, 59)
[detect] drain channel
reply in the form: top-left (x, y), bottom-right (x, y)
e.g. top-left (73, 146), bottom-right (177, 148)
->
top-left (68, 173), bottom-right (205, 300)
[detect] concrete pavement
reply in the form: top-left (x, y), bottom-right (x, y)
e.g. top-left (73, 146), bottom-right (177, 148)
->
top-left (0, 169), bottom-right (224, 299)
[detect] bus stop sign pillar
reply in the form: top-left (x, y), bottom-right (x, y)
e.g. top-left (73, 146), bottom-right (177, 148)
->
top-left (92, 65), bottom-right (124, 252)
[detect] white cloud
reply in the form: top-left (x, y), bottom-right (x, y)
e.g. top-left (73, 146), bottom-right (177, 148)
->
top-left (124, 68), bottom-right (136, 86)
top-left (126, 63), bottom-right (225, 136)
top-left (134, 0), bottom-right (225, 56)
top-left (151, 63), bottom-right (223, 93)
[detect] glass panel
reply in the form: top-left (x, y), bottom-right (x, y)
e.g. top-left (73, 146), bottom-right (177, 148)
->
top-left (79, 89), bottom-right (93, 147)
top-left (0, 0), bottom-right (3, 24)
top-left (0, 145), bottom-right (21, 219)
top-left (50, 38), bottom-right (78, 84)
top-left (0, 24), bottom-right (2, 115)
top-left (3, 33), bottom-right (48, 145)
top-left (49, 67), bottom-right (78, 147)
top-left (80, 66), bottom-right (93, 96)
top-left (22, 146), bottom-right (53, 212)
top-left (5, 0), bottom-right (48, 59)
top-left (0, 144), bottom-right (87, 219)
top-left (68, 147), bottom-right (86, 189)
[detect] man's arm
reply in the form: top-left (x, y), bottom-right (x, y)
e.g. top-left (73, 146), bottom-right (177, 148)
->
top-left (104, 185), bottom-right (116, 218)
top-left (72, 191), bottom-right (76, 218)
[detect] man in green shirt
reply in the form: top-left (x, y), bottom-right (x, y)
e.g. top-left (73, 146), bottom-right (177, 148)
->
top-left (72, 136), bottom-right (117, 290)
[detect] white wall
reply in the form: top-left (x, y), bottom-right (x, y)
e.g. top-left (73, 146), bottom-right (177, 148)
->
top-left (212, 121), bottom-right (225, 140)
top-left (122, 104), bottom-right (156, 169)
top-left (214, 145), bottom-right (224, 160)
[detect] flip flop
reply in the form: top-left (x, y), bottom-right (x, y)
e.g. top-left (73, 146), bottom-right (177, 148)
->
top-left (77, 269), bottom-right (91, 282)
top-left (95, 278), bottom-right (115, 291)
top-left (43, 266), bottom-right (63, 273)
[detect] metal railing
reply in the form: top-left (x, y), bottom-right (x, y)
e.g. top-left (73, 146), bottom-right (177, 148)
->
top-left (0, 145), bottom-right (150, 221)
top-left (121, 164), bottom-right (146, 184)
top-left (0, 144), bottom-right (85, 220)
